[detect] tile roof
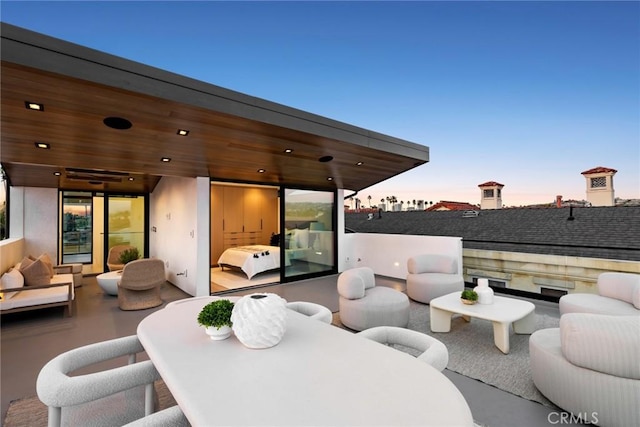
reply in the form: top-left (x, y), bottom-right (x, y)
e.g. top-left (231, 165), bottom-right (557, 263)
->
top-left (426, 201), bottom-right (480, 211)
top-left (345, 206), bottom-right (640, 261)
top-left (581, 166), bottom-right (617, 175)
top-left (478, 181), bottom-right (504, 187)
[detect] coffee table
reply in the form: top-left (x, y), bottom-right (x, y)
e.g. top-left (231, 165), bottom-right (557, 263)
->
top-left (430, 291), bottom-right (535, 354)
top-left (96, 271), bottom-right (121, 296)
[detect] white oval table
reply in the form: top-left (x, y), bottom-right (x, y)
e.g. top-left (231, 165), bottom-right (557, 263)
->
top-left (137, 296), bottom-right (474, 426)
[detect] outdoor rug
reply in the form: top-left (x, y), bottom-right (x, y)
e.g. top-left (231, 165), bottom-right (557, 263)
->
top-left (335, 300), bottom-right (559, 408)
top-left (3, 380), bottom-right (177, 427)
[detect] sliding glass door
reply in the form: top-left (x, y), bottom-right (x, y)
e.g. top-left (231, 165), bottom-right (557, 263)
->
top-left (61, 192), bottom-right (93, 264)
top-left (105, 195), bottom-right (147, 268)
top-left (282, 188), bottom-right (336, 282)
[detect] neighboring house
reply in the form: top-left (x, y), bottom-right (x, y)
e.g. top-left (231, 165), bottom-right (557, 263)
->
top-left (346, 206), bottom-right (640, 297)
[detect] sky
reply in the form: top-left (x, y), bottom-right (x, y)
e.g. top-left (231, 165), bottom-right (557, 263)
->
top-left (1, 1), bottom-right (638, 207)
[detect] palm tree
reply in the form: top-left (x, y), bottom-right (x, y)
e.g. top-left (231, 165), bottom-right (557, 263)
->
top-left (380, 198), bottom-right (385, 210)
top-left (367, 195), bottom-right (372, 208)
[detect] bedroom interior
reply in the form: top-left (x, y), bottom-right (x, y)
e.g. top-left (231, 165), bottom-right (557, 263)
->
top-left (210, 184), bottom-right (337, 292)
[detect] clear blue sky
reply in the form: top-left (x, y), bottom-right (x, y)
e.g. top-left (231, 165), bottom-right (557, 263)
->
top-left (2, 1), bottom-right (638, 207)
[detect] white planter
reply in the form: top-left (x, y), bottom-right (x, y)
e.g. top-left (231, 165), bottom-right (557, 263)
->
top-left (205, 325), bottom-right (232, 340)
top-left (231, 293), bottom-right (287, 349)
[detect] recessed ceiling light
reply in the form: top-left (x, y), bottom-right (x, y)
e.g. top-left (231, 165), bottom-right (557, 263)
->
top-left (257, 169), bottom-right (266, 173)
top-left (284, 148), bottom-right (293, 153)
top-left (53, 172), bottom-right (61, 176)
top-left (177, 129), bottom-right (189, 136)
top-left (35, 142), bottom-right (50, 149)
top-left (103, 116), bottom-right (132, 130)
top-left (25, 101), bottom-right (44, 111)
top-left (161, 157), bottom-right (171, 162)
top-left (319, 156), bottom-right (333, 163)
top-left (128, 177), bottom-right (135, 181)
top-left (327, 177), bottom-right (333, 181)
top-left (356, 161), bottom-right (364, 166)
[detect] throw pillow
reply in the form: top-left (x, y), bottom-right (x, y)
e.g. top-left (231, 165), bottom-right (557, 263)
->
top-left (0, 268), bottom-right (25, 299)
top-left (295, 228), bottom-right (310, 249)
top-left (20, 258), bottom-right (51, 286)
top-left (38, 253), bottom-right (55, 278)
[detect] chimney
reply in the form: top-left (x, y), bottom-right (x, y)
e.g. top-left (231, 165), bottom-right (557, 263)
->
top-left (556, 195), bottom-right (562, 208)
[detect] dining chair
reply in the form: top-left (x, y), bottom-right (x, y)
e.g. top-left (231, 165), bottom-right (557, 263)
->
top-left (36, 335), bottom-right (161, 427)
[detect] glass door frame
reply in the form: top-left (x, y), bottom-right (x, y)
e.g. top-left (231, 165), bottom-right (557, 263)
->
top-left (279, 186), bottom-right (338, 284)
top-left (103, 193), bottom-right (149, 272)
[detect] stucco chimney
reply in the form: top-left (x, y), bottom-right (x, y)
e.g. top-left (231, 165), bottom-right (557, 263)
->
top-left (556, 195), bottom-right (562, 208)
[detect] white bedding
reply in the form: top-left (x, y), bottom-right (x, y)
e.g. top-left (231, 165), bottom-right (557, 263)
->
top-left (217, 245), bottom-right (280, 279)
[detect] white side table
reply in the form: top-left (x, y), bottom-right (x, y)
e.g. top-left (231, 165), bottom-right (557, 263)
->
top-left (96, 271), bottom-right (122, 296)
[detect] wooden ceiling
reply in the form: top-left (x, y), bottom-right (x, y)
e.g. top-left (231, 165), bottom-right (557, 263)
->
top-left (1, 24), bottom-right (429, 195)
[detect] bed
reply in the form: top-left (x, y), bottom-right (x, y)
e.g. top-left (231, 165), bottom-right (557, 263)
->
top-left (217, 245), bottom-right (280, 279)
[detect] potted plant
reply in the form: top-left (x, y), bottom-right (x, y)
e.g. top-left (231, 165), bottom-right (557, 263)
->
top-left (197, 299), bottom-right (235, 340)
top-left (460, 289), bottom-right (478, 305)
top-left (119, 247), bottom-right (140, 264)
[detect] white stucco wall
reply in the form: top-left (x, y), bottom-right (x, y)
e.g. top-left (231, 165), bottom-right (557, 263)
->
top-left (9, 187), bottom-right (58, 259)
top-left (149, 176), bottom-right (199, 296)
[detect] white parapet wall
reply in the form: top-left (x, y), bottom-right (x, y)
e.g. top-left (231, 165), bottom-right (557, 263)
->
top-left (343, 233), bottom-right (463, 279)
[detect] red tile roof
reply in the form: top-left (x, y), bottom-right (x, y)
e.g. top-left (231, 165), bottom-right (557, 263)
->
top-left (581, 166), bottom-right (617, 175)
top-left (426, 201), bottom-right (480, 211)
top-left (478, 181), bottom-right (504, 187)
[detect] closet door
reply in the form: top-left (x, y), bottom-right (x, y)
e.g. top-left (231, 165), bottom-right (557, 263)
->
top-left (210, 186), bottom-right (224, 265)
top-left (262, 188), bottom-right (279, 245)
top-left (223, 186), bottom-right (244, 249)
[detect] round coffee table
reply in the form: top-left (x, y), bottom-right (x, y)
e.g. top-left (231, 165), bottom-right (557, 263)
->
top-left (96, 271), bottom-right (122, 296)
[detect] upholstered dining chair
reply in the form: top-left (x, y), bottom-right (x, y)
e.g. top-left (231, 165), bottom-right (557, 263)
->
top-left (286, 301), bottom-right (333, 324)
top-left (357, 326), bottom-right (449, 371)
top-left (122, 405), bottom-right (190, 427)
top-left (36, 335), bottom-right (161, 427)
top-left (118, 258), bottom-right (165, 311)
top-left (107, 245), bottom-right (136, 271)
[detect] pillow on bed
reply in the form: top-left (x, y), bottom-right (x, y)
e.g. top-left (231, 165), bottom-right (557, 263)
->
top-left (295, 229), bottom-right (309, 249)
top-left (288, 229), bottom-right (297, 249)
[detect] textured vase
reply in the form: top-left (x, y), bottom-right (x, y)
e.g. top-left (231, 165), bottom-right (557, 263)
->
top-left (231, 293), bottom-right (288, 349)
top-left (474, 278), bottom-right (494, 305)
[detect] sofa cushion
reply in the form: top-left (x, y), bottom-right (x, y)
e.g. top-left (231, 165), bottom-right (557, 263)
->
top-left (0, 268), bottom-right (25, 299)
top-left (38, 253), bottom-right (55, 278)
top-left (407, 254), bottom-right (457, 275)
top-left (561, 313), bottom-right (640, 380)
top-left (19, 257), bottom-right (52, 286)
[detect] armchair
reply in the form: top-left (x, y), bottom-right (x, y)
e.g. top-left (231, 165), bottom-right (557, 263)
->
top-left (337, 267), bottom-right (409, 331)
top-left (559, 272), bottom-right (640, 316)
top-left (406, 254), bottom-right (464, 304)
top-left (530, 313), bottom-right (640, 427)
top-left (118, 258), bottom-right (165, 311)
top-left (107, 245), bottom-right (136, 271)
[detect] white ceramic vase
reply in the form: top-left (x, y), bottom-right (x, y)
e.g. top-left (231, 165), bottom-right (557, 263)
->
top-left (474, 278), bottom-right (494, 305)
top-left (231, 293), bottom-right (287, 349)
top-left (205, 325), bottom-right (232, 340)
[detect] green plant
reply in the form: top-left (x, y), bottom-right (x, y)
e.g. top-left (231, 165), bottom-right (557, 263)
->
top-left (197, 299), bottom-right (234, 329)
top-left (461, 289), bottom-right (478, 301)
top-left (118, 247), bottom-right (140, 264)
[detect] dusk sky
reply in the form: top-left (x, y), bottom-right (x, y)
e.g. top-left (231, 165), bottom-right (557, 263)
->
top-left (2, 1), bottom-right (638, 207)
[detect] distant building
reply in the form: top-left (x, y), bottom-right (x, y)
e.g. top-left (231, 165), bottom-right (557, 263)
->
top-left (582, 166), bottom-right (616, 207)
top-left (478, 181), bottom-right (504, 210)
top-left (426, 201), bottom-right (480, 212)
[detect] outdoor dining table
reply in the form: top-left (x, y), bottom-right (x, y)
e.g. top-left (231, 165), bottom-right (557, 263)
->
top-left (137, 296), bottom-right (474, 426)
